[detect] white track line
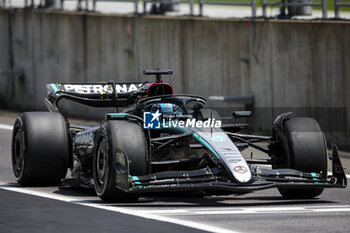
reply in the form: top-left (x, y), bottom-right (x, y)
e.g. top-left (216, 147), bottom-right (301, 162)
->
top-left (0, 124), bottom-right (13, 131)
top-left (190, 206), bottom-right (350, 215)
top-left (0, 184), bottom-right (239, 233)
top-left (1, 184), bottom-right (350, 219)
top-left (130, 206), bottom-right (350, 216)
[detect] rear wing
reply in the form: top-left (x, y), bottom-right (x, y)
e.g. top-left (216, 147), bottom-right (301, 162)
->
top-left (46, 69), bottom-right (174, 112)
top-left (46, 82), bottom-right (149, 110)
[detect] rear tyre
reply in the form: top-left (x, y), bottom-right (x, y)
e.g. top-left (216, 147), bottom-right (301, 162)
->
top-left (11, 112), bottom-right (69, 186)
top-left (93, 120), bottom-right (148, 203)
top-left (276, 117), bottom-right (327, 199)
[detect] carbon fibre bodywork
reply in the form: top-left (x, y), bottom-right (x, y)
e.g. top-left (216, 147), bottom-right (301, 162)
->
top-left (45, 73), bottom-right (346, 199)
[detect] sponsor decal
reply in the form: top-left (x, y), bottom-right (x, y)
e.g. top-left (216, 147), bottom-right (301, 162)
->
top-left (224, 156), bottom-right (242, 159)
top-left (219, 148), bottom-right (233, 152)
top-left (229, 159), bottom-right (242, 163)
top-left (60, 83), bottom-right (143, 94)
top-left (222, 152), bottom-right (240, 156)
top-left (115, 83), bottom-right (141, 93)
top-left (211, 135), bottom-right (225, 142)
top-left (233, 166), bottom-right (248, 173)
top-left (223, 154), bottom-right (241, 158)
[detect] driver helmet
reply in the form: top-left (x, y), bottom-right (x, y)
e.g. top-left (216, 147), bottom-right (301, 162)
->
top-left (151, 103), bottom-right (182, 116)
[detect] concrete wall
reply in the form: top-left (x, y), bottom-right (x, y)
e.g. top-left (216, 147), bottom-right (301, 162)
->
top-left (0, 9), bottom-right (10, 105)
top-left (0, 9), bottom-right (349, 147)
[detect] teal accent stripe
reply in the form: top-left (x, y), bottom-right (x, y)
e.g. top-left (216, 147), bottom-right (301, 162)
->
top-left (235, 111), bottom-right (251, 115)
top-left (192, 133), bottom-right (220, 159)
top-left (50, 83), bottom-right (59, 92)
top-left (107, 113), bottom-right (129, 116)
top-left (131, 176), bottom-right (143, 186)
top-left (311, 172), bottom-right (319, 182)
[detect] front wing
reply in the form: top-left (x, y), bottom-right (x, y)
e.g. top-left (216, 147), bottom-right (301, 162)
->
top-left (125, 145), bottom-right (347, 195)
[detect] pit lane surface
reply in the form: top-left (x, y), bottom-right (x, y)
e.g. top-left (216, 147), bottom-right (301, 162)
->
top-left (0, 110), bottom-right (350, 233)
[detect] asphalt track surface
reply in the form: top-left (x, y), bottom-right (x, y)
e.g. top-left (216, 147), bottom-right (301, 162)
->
top-left (0, 110), bottom-right (350, 233)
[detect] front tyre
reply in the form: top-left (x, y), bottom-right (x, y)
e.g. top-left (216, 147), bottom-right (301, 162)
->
top-left (276, 117), bottom-right (327, 199)
top-left (93, 120), bottom-right (148, 203)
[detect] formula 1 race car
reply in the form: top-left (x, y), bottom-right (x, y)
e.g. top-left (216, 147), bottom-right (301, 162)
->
top-left (11, 69), bottom-right (347, 202)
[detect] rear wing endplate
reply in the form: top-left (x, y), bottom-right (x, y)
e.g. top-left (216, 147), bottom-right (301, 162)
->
top-left (46, 82), bottom-right (149, 109)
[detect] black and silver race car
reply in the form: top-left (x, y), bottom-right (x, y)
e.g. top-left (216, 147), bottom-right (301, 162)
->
top-left (12, 69), bottom-right (347, 202)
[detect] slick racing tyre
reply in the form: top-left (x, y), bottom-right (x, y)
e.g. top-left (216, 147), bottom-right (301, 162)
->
top-left (93, 120), bottom-right (148, 203)
top-left (277, 117), bottom-right (327, 199)
top-left (12, 112), bottom-right (70, 186)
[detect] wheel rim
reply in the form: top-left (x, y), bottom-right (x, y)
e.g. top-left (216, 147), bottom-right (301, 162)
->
top-left (96, 138), bottom-right (108, 188)
top-left (13, 127), bottom-right (25, 178)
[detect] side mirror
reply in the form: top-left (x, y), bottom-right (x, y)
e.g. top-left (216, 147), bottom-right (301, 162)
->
top-left (232, 111), bottom-right (252, 118)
